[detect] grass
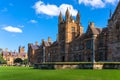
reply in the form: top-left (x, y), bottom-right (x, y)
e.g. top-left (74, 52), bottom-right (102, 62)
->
top-left (0, 66), bottom-right (120, 80)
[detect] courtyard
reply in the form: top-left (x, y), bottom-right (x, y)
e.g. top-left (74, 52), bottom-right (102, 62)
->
top-left (0, 66), bottom-right (120, 80)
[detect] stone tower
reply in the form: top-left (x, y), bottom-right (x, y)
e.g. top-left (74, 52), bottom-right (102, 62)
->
top-left (19, 46), bottom-right (25, 53)
top-left (58, 9), bottom-right (83, 61)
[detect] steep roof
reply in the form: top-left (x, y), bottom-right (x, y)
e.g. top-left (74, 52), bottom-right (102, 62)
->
top-left (43, 41), bottom-right (51, 47)
top-left (86, 22), bottom-right (101, 35)
top-left (90, 26), bottom-right (100, 35)
top-left (2, 51), bottom-right (26, 57)
top-left (50, 41), bottom-right (58, 47)
top-left (31, 44), bottom-right (39, 50)
top-left (111, 1), bottom-right (120, 20)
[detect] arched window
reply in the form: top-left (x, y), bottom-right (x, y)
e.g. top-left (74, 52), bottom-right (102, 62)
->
top-left (72, 27), bottom-right (75, 32)
top-left (116, 23), bottom-right (119, 30)
top-left (116, 22), bottom-right (120, 40)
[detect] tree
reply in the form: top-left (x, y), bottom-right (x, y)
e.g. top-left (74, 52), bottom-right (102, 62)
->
top-left (14, 58), bottom-right (23, 64)
top-left (23, 59), bottom-right (28, 65)
top-left (0, 53), bottom-right (6, 64)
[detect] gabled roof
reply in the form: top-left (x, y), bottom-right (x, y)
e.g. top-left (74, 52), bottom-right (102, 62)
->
top-left (111, 1), bottom-right (120, 20)
top-left (43, 41), bottom-right (51, 47)
top-left (86, 23), bottom-right (101, 35)
top-left (31, 44), bottom-right (39, 50)
top-left (90, 26), bottom-right (100, 35)
top-left (96, 28), bottom-right (103, 33)
top-left (50, 41), bottom-right (58, 47)
top-left (2, 51), bottom-right (26, 57)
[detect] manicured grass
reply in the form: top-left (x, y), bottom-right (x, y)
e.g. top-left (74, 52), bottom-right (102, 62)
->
top-left (0, 66), bottom-right (120, 80)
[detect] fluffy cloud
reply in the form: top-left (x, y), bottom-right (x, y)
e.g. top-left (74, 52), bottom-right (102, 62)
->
top-left (33, 1), bottom-right (77, 16)
top-left (105, 0), bottom-right (118, 4)
top-left (78, 0), bottom-right (119, 8)
top-left (29, 20), bottom-right (38, 23)
top-left (2, 26), bottom-right (22, 33)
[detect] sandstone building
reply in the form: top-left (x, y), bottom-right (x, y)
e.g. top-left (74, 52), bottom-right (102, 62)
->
top-left (2, 46), bottom-right (27, 65)
top-left (28, 1), bottom-right (120, 65)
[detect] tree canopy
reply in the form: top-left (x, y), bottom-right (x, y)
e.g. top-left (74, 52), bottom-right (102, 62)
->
top-left (0, 53), bottom-right (6, 64)
top-left (23, 59), bottom-right (28, 65)
top-left (14, 58), bottom-right (23, 64)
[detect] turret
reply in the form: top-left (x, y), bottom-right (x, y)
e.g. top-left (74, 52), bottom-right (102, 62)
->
top-left (109, 9), bottom-right (112, 19)
top-left (58, 11), bottom-right (63, 23)
top-left (19, 46), bottom-right (25, 53)
top-left (89, 22), bottom-right (95, 28)
top-left (65, 8), bottom-right (70, 22)
top-left (76, 11), bottom-right (80, 24)
top-left (48, 37), bottom-right (52, 43)
top-left (35, 41), bottom-right (39, 46)
top-left (5, 48), bottom-right (8, 52)
top-left (42, 39), bottom-right (44, 45)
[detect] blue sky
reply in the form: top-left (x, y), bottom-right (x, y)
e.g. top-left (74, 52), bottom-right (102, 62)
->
top-left (0, 0), bottom-right (119, 52)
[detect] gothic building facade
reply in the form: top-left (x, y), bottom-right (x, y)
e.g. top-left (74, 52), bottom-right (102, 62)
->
top-left (108, 1), bottom-right (120, 61)
top-left (28, 1), bottom-right (120, 65)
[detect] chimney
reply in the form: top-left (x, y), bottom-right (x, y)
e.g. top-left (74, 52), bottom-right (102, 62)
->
top-left (28, 43), bottom-right (32, 48)
top-left (35, 41), bottom-right (39, 46)
top-left (5, 48), bottom-right (8, 52)
top-left (48, 37), bottom-right (51, 43)
top-left (42, 39), bottom-right (44, 44)
top-left (90, 22), bottom-right (94, 27)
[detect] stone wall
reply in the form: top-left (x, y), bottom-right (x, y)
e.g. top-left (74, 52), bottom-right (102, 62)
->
top-left (34, 62), bottom-right (120, 69)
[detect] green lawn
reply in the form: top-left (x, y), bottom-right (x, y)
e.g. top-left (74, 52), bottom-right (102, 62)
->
top-left (0, 66), bottom-right (120, 80)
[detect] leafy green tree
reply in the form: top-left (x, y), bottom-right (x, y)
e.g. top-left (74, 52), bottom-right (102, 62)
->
top-left (14, 58), bottom-right (23, 64)
top-left (0, 53), bottom-right (6, 64)
top-left (23, 59), bottom-right (28, 65)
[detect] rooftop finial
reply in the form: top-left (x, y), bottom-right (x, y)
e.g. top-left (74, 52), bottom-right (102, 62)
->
top-left (76, 11), bottom-right (80, 24)
top-left (59, 11), bottom-right (63, 23)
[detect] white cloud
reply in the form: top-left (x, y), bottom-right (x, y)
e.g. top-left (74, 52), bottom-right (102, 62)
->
top-left (29, 20), bottom-right (38, 23)
top-left (59, 4), bottom-right (78, 16)
top-left (78, 0), bottom-right (119, 8)
top-left (104, 0), bottom-right (118, 4)
top-left (2, 26), bottom-right (22, 33)
top-left (33, 1), bottom-right (77, 16)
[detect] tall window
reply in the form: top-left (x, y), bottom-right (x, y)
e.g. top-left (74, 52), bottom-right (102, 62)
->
top-left (99, 38), bottom-right (104, 47)
top-left (86, 40), bottom-right (92, 49)
top-left (116, 23), bottom-right (119, 30)
top-left (116, 23), bottom-right (120, 40)
top-left (72, 27), bottom-right (75, 32)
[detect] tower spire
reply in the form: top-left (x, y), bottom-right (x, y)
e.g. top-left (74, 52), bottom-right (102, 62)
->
top-left (58, 11), bottom-right (63, 23)
top-left (65, 8), bottom-right (70, 22)
top-left (76, 11), bottom-right (80, 24)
